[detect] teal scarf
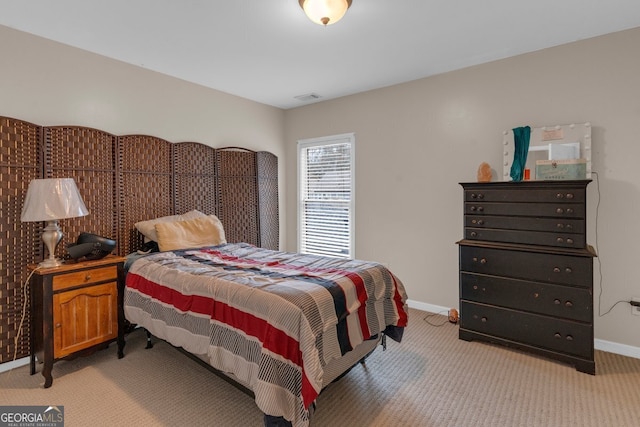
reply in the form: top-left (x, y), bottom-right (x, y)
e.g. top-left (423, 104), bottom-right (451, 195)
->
top-left (510, 126), bottom-right (531, 181)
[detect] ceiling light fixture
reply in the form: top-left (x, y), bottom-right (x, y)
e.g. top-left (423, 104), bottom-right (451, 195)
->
top-left (299, 0), bottom-right (352, 26)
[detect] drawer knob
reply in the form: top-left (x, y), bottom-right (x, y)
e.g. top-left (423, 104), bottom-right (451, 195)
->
top-left (470, 206), bottom-right (476, 211)
top-left (567, 238), bottom-right (574, 244)
top-left (554, 299), bottom-right (561, 305)
top-left (477, 219), bottom-right (484, 225)
top-left (565, 301), bottom-right (573, 307)
top-left (556, 237), bottom-right (564, 243)
top-left (480, 258), bottom-right (487, 264)
top-left (470, 232), bottom-right (477, 237)
top-left (566, 193), bottom-right (574, 199)
top-left (565, 267), bottom-right (572, 274)
top-left (85, 274), bottom-right (92, 281)
top-left (556, 223), bottom-right (564, 229)
top-left (473, 285), bottom-right (478, 290)
top-left (556, 208), bottom-right (564, 214)
top-left (567, 208), bottom-right (574, 214)
top-left (477, 206), bottom-right (484, 212)
top-left (566, 335), bottom-right (574, 341)
top-left (553, 267), bottom-right (561, 273)
top-left (556, 193), bottom-right (564, 199)
top-left (481, 317), bottom-right (487, 323)
top-left (55, 323), bottom-right (62, 328)
top-left (554, 333), bottom-right (562, 339)
top-left (477, 194), bottom-right (484, 200)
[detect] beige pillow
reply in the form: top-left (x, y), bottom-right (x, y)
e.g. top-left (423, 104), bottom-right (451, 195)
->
top-left (135, 210), bottom-right (206, 242)
top-left (155, 215), bottom-right (227, 252)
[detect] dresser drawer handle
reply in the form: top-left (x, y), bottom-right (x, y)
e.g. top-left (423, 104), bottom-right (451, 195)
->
top-left (566, 208), bottom-right (574, 214)
top-left (554, 299), bottom-right (561, 305)
top-left (556, 193), bottom-right (564, 199)
top-left (556, 223), bottom-right (564, 229)
top-left (565, 267), bottom-right (572, 274)
top-left (553, 267), bottom-right (561, 273)
top-left (566, 193), bottom-right (574, 199)
top-left (565, 301), bottom-right (573, 307)
top-left (566, 238), bottom-right (574, 244)
top-left (480, 258), bottom-right (487, 264)
top-left (566, 335), bottom-right (574, 341)
top-left (470, 232), bottom-right (477, 237)
top-left (556, 208), bottom-right (564, 214)
top-left (556, 237), bottom-right (564, 243)
top-left (85, 274), bottom-right (92, 281)
top-left (55, 323), bottom-right (62, 328)
top-left (481, 317), bottom-right (487, 323)
top-left (554, 333), bottom-right (562, 339)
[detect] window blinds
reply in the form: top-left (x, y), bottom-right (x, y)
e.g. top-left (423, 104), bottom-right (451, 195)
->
top-left (298, 135), bottom-right (354, 258)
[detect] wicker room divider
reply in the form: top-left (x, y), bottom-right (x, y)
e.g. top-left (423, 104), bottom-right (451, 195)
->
top-left (0, 115), bottom-right (279, 364)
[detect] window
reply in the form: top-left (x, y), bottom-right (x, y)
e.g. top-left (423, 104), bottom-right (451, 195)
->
top-left (298, 133), bottom-right (354, 258)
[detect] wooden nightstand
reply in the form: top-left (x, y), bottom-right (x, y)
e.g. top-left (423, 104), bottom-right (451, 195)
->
top-left (29, 255), bottom-right (126, 388)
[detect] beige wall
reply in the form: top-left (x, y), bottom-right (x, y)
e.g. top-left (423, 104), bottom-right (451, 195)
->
top-left (0, 25), bottom-right (287, 248)
top-left (285, 27), bottom-right (640, 351)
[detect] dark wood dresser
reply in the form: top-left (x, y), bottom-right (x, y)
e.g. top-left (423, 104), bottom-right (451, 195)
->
top-left (457, 180), bottom-right (596, 374)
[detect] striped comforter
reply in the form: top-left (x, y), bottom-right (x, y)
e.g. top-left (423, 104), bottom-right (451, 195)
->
top-left (124, 243), bottom-right (408, 426)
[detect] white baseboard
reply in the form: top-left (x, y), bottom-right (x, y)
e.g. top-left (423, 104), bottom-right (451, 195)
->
top-left (594, 338), bottom-right (640, 359)
top-left (0, 356), bottom-right (29, 374)
top-left (406, 299), bottom-right (640, 360)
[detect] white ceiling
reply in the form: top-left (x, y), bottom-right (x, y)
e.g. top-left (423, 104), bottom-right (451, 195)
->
top-left (1, 0), bottom-right (640, 109)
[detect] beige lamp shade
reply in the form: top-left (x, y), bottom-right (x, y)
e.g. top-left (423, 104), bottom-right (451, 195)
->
top-left (21, 178), bottom-right (88, 222)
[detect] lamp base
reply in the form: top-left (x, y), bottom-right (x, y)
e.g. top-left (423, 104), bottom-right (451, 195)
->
top-left (38, 257), bottom-right (65, 268)
top-left (40, 220), bottom-right (64, 269)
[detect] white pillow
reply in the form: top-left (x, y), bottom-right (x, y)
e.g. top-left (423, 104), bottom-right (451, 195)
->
top-left (155, 215), bottom-right (227, 252)
top-left (135, 210), bottom-right (206, 242)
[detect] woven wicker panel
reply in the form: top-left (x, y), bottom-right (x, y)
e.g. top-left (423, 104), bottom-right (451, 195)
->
top-left (44, 126), bottom-right (118, 256)
top-left (118, 135), bottom-right (173, 255)
top-left (216, 149), bottom-right (258, 245)
top-left (0, 116), bottom-right (42, 363)
top-left (257, 151), bottom-right (279, 250)
top-left (173, 142), bottom-right (217, 215)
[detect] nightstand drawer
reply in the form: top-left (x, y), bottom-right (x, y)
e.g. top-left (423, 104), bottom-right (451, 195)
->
top-left (53, 266), bottom-right (118, 291)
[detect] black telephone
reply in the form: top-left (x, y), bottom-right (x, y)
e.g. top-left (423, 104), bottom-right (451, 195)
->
top-left (66, 232), bottom-right (117, 260)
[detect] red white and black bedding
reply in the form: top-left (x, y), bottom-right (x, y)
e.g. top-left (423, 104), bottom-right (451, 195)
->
top-left (124, 243), bottom-right (408, 426)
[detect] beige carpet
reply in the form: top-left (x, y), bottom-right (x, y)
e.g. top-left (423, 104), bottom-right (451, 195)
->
top-left (2, 308), bottom-right (640, 426)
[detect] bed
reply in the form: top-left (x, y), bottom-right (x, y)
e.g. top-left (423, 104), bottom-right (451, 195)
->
top-left (120, 214), bottom-right (408, 427)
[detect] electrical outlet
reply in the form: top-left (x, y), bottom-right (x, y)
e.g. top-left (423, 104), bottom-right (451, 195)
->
top-left (632, 297), bottom-right (640, 316)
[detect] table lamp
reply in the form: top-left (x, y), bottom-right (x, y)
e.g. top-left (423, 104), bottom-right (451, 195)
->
top-left (21, 178), bottom-right (89, 267)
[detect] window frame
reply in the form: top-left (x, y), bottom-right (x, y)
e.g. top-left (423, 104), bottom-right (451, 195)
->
top-left (297, 133), bottom-right (355, 258)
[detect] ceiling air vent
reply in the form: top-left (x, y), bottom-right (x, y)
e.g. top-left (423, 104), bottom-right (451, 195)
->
top-left (294, 93), bottom-right (322, 102)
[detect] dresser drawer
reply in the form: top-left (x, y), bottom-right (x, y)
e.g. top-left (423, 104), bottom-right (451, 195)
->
top-left (465, 228), bottom-right (585, 248)
top-left (465, 216), bottom-right (583, 234)
top-left (52, 266), bottom-right (118, 291)
top-left (465, 186), bottom-right (586, 204)
top-left (460, 272), bottom-right (592, 322)
top-left (460, 301), bottom-right (593, 359)
top-left (465, 201), bottom-right (584, 218)
top-left (459, 245), bottom-right (593, 287)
